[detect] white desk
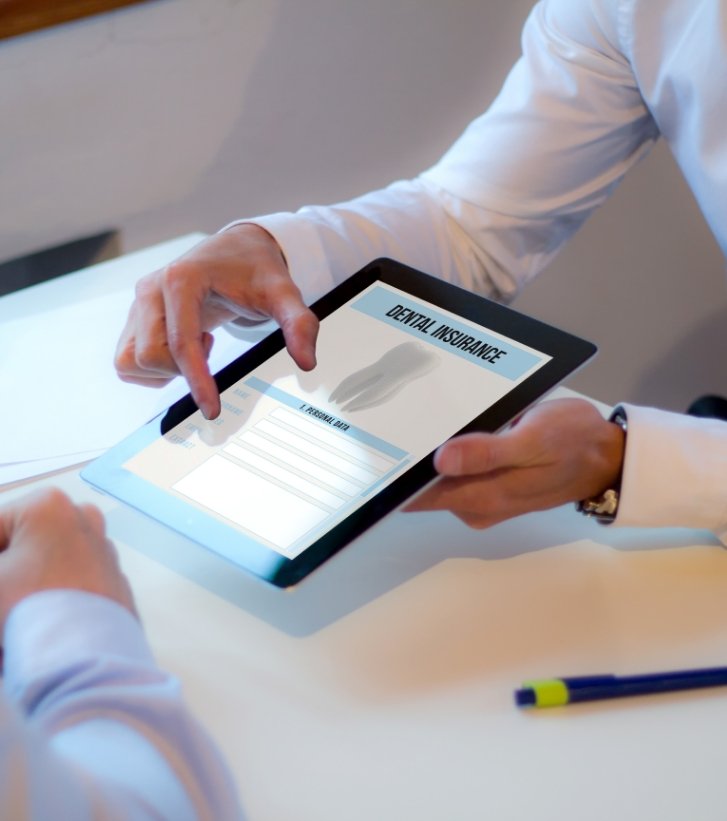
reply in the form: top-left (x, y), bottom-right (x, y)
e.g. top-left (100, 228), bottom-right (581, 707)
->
top-left (3, 239), bottom-right (727, 821)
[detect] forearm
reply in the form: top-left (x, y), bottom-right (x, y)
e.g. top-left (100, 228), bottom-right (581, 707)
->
top-left (3, 591), bottom-right (241, 820)
top-left (235, 0), bottom-right (658, 308)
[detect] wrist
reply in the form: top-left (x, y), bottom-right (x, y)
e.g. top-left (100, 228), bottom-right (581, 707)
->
top-left (218, 220), bottom-right (288, 267)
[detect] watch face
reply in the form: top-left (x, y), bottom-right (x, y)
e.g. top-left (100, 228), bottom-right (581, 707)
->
top-left (577, 488), bottom-right (619, 523)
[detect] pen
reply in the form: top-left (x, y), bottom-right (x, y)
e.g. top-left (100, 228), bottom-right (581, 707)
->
top-left (514, 665), bottom-right (727, 708)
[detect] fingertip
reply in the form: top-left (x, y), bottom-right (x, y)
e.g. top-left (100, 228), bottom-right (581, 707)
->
top-left (296, 347), bottom-right (317, 372)
top-left (176, 340), bottom-right (220, 419)
top-left (199, 393), bottom-right (221, 421)
top-left (434, 434), bottom-right (499, 476)
top-left (288, 310), bottom-right (319, 371)
top-left (198, 335), bottom-right (218, 409)
top-left (289, 337), bottom-right (316, 371)
top-left (189, 372), bottom-right (220, 420)
top-left (433, 441), bottom-right (462, 475)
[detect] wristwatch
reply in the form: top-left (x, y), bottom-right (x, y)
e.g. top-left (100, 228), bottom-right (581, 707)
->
top-left (575, 405), bottom-right (628, 524)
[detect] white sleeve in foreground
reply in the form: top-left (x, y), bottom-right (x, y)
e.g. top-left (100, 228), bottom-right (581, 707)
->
top-left (2, 590), bottom-right (242, 821)
top-left (616, 404), bottom-right (727, 544)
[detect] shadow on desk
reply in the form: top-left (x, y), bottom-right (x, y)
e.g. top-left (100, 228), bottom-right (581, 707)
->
top-left (104, 502), bottom-right (722, 638)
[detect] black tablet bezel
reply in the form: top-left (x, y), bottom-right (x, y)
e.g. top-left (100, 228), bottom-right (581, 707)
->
top-left (83, 258), bottom-right (596, 587)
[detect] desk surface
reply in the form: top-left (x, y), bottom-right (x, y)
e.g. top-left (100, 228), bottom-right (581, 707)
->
top-left (3, 238), bottom-right (727, 821)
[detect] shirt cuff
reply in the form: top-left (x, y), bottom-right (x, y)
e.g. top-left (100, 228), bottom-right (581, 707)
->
top-left (3, 590), bottom-right (154, 703)
top-left (616, 403), bottom-right (727, 543)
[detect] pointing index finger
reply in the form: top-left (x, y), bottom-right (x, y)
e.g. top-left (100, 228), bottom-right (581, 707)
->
top-left (163, 275), bottom-right (220, 420)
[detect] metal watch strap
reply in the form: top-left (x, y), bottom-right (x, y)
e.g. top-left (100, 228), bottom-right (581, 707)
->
top-left (575, 405), bottom-right (628, 525)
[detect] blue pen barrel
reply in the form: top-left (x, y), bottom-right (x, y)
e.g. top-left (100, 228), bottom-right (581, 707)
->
top-left (563, 675), bottom-right (617, 702)
top-left (516, 665), bottom-right (727, 708)
top-left (564, 667), bottom-right (727, 703)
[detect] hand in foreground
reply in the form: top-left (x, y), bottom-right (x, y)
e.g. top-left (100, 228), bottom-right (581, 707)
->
top-left (406, 398), bottom-right (625, 528)
top-left (115, 223), bottom-right (319, 419)
top-left (0, 488), bottom-right (136, 632)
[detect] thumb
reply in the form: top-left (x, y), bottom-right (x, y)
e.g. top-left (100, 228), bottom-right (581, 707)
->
top-left (434, 428), bottom-right (530, 477)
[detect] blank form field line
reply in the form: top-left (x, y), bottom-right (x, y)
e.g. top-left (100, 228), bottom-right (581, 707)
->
top-left (234, 430), bottom-right (361, 496)
top-left (223, 441), bottom-right (347, 509)
top-left (173, 455), bottom-right (330, 550)
top-left (271, 407), bottom-right (396, 473)
top-left (251, 420), bottom-right (379, 484)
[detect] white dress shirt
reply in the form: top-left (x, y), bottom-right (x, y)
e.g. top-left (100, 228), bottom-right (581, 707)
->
top-left (229, 0), bottom-right (727, 543)
top-left (1, 589), bottom-right (242, 820)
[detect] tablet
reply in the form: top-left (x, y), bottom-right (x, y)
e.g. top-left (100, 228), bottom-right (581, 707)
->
top-left (82, 258), bottom-right (596, 588)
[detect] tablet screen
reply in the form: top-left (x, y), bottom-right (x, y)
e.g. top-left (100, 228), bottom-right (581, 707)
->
top-left (83, 259), bottom-right (595, 587)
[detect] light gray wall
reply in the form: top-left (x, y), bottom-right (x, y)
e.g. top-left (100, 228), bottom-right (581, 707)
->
top-left (2, 0), bottom-right (726, 411)
top-left (513, 143), bottom-right (727, 410)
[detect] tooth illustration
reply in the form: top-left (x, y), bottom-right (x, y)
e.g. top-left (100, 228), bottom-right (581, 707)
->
top-left (329, 341), bottom-right (440, 412)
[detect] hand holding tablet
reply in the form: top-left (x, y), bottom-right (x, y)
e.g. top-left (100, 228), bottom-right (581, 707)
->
top-left (87, 258), bottom-right (596, 587)
top-left (407, 396), bottom-right (625, 529)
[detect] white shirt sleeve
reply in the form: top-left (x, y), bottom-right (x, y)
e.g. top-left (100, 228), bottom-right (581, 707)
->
top-left (225, 0), bottom-right (657, 306)
top-left (1, 590), bottom-right (242, 821)
top-left (616, 404), bottom-right (727, 545)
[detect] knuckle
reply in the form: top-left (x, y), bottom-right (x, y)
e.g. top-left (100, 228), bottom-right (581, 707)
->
top-left (458, 512), bottom-right (493, 530)
top-left (267, 277), bottom-right (298, 306)
top-left (243, 273), bottom-right (278, 308)
top-left (114, 344), bottom-right (134, 374)
top-left (135, 344), bottom-right (166, 371)
top-left (166, 327), bottom-right (189, 358)
top-left (33, 487), bottom-right (73, 517)
top-left (161, 260), bottom-right (191, 294)
top-left (134, 273), bottom-right (158, 300)
top-left (80, 503), bottom-right (105, 532)
top-left (39, 487), bottom-right (69, 506)
top-left (477, 438), bottom-right (500, 474)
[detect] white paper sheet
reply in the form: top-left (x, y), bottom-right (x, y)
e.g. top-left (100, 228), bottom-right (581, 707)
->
top-left (0, 451), bottom-right (103, 487)
top-left (0, 288), bottom-right (250, 472)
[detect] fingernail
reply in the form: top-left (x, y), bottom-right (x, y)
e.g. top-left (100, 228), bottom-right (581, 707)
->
top-left (435, 446), bottom-right (459, 474)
